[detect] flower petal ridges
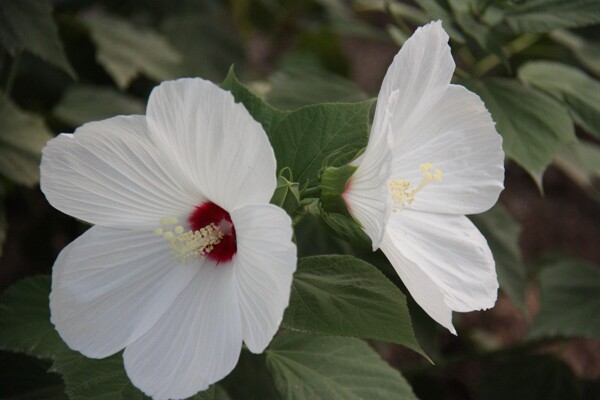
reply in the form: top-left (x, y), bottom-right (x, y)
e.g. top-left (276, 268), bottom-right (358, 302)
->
top-left (344, 21), bottom-right (504, 333)
top-left (42, 78), bottom-right (297, 399)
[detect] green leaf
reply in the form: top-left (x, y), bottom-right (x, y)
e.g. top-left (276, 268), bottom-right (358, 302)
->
top-left (266, 332), bottom-right (418, 400)
top-left (271, 175), bottom-right (301, 216)
top-left (162, 12), bottom-right (245, 82)
top-left (453, 12), bottom-right (508, 68)
top-left (51, 350), bottom-right (219, 400)
top-left (503, 0), bottom-right (600, 33)
top-left (221, 67), bottom-right (282, 133)
top-left (222, 68), bottom-right (371, 187)
top-left (0, 0), bottom-right (75, 77)
top-left (518, 61), bottom-right (600, 139)
top-left (220, 351), bottom-right (278, 400)
top-left (550, 30), bottom-right (600, 78)
top-left (554, 140), bottom-right (600, 200)
top-left (320, 210), bottom-right (372, 246)
top-left (414, 0), bottom-right (466, 43)
top-left (53, 84), bottom-right (145, 126)
top-left (294, 205), bottom-right (357, 258)
top-left (51, 352), bottom-right (148, 400)
top-left (266, 61), bottom-right (367, 110)
top-left (83, 15), bottom-right (182, 89)
top-left (0, 352), bottom-right (67, 400)
top-left (471, 204), bottom-right (527, 312)
top-left (478, 354), bottom-right (583, 400)
top-left (282, 255), bottom-right (425, 357)
top-left (0, 276), bottom-right (68, 359)
top-left (529, 257), bottom-right (600, 340)
top-left (269, 100), bottom-right (372, 187)
top-left (465, 78), bottom-right (575, 187)
top-left (0, 95), bottom-right (53, 186)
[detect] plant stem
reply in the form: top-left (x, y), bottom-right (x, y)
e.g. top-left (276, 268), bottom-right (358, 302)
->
top-left (472, 34), bottom-right (540, 78)
top-left (302, 186), bottom-right (321, 198)
top-left (385, 0), bottom-right (411, 36)
top-left (3, 52), bottom-right (20, 97)
top-left (454, 67), bottom-right (472, 80)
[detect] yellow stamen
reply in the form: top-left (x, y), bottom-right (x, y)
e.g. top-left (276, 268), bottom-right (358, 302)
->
top-left (389, 163), bottom-right (443, 211)
top-left (156, 217), bottom-right (224, 264)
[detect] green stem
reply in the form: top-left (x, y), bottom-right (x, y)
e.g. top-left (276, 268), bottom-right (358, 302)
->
top-left (458, 46), bottom-right (477, 69)
top-left (302, 186), bottom-right (321, 198)
top-left (474, 0), bottom-right (493, 16)
top-left (3, 52), bottom-right (20, 97)
top-left (472, 34), bottom-right (540, 78)
top-left (385, 0), bottom-right (411, 36)
top-left (454, 67), bottom-right (472, 80)
top-left (400, 336), bottom-right (566, 374)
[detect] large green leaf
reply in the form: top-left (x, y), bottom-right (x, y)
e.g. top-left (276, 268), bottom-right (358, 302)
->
top-left (471, 204), bottom-right (527, 312)
top-left (51, 352), bottom-right (148, 400)
top-left (478, 354), bottom-right (583, 400)
top-left (519, 61), bottom-right (600, 139)
top-left (53, 85), bottom-right (145, 126)
top-left (0, 0), bottom-right (75, 77)
top-left (221, 67), bottom-right (282, 134)
top-left (550, 30), bottom-right (600, 78)
top-left (222, 69), bottom-right (372, 186)
top-left (266, 61), bottom-right (367, 110)
top-left (554, 140), bottom-right (600, 200)
top-left (529, 257), bottom-right (600, 340)
top-left (0, 275), bottom-right (220, 399)
top-left (266, 333), bottom-right (418, 400)
top-left (0, 95), bottom-right (53, 186)
top-left (0, 276), bottom-right (68, 359)
top-left (269, 101), bottom-right (372, 187)
top-left (282, 255), bottom-right (424, 356)
top-left (465, 78), bottom-right (575, 187)
top-left (83, 15), bottom-right (182, 89)
top-left (0, 352), bottom-right (67, 400)
top-left (451, 7), bottom-right (507, 66)
top-left (503, 0), bottom-right (600, 33)
top-left (51, 348), bottom-right (225, 400)
top-left (220, 351), bottom-right (278, 400)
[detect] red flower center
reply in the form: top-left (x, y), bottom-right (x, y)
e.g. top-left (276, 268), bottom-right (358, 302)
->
top-left (188, 202), bottom-right (237, 264)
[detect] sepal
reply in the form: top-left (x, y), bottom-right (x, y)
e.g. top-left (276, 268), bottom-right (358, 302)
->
top-left (271, 172), bottom-right (301, 216)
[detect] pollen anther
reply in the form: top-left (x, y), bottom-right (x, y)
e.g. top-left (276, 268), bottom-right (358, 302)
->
top-left (156, 217), bottom-right (225, 264)
top-left (389, 162), bottom-right (443, 212)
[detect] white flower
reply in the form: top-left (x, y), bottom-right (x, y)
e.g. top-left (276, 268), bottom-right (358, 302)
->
top-left (41, 78), bottom-right (297, 399)
top-left (343, 21), bottom-right (504, 333)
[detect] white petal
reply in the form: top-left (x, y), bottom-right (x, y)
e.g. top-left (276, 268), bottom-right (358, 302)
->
top-left (371, 21), bottom-right (454, 145)
top-left (41, 115), bottom-right (200, 229)
top-left (146, 78), bottom-right (277, 211)
top-left (390, 85), bottom-right (504, 214)
top-left (50, 226), bottom-right (199, 359)
top-left (384, 210), bottom-right (498, 318)
top-left (380, 232), bottom-right (455, 333)
top-left (123, 262), bottom-right (242, 400)
top-left (345, 92), bottom-right (397, 249)
top-left (231, 204), bottom-right (296, 353)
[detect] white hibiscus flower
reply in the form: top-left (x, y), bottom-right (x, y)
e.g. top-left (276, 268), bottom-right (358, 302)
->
top-left (343, 21), bottom-right (505, 333)
top-left (41, 78), bottom-right (297, 399)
